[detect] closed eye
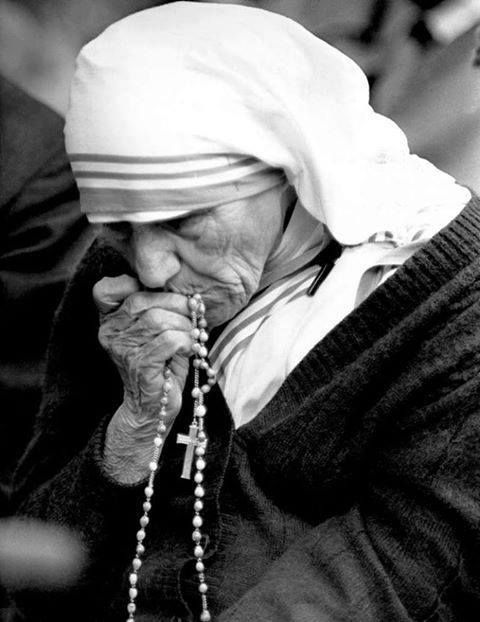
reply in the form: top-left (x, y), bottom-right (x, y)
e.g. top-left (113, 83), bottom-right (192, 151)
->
top-left (161, 208), bottom-right (211, 233)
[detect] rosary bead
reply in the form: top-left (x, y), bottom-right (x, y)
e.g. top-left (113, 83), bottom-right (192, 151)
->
top-left (129, 587), bottom-right (138, 600)
top-left (127, 296), bottom-right (216, 622)
top-left (196, 404), bottom-right (207, 417)
top-left (192, 529), bottom-right (202, 542)
top-left (129, 573), bottom-right (138, 586)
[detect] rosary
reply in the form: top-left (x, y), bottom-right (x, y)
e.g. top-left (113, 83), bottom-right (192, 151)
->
top-left (126, 293), bottom-right (215, 622)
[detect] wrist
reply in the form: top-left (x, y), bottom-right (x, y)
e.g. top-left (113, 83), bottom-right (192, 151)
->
top-left (104, 402), bottom-right (170, 484)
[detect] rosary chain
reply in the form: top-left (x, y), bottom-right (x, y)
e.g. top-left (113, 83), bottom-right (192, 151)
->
top-left (126, 293), bottom-right (216, 622)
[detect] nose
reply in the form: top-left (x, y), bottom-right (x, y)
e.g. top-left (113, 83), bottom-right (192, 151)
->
top-left (131, 225), bottom-right (181, 289)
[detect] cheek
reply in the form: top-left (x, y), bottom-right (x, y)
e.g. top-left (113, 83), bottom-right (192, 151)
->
top-left (177, 232), bottom-right (231, 277)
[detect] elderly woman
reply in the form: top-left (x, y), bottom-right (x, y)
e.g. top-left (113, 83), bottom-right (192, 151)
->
top-left (10, 3), bottom-right (480, 622)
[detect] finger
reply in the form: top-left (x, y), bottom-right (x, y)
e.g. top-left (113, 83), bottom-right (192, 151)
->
top-left (93, 275), bottom-right (141, 314)
top-left (99, 316), bottom-right (193, 364)
top-left (139, 308), bottom-right (192, 333)
top-left (122, 291), bottom-right (190, 318)
top-left (146, 328), bottom-right (193, 359)
top-left (115, 326), bottom-right (193, 360)
top-left (99, 308), bottom-right (192, 348)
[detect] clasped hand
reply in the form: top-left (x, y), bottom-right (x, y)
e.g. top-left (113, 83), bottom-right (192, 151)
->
top-left (93, 275), bottom-right (193, 483)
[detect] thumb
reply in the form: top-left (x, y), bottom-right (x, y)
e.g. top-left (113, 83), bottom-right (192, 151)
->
top-left (93, 275), bottom-right (141, 314)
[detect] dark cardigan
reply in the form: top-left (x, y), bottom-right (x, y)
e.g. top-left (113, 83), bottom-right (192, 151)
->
top-left (11, 196), bottom-right (480, 621)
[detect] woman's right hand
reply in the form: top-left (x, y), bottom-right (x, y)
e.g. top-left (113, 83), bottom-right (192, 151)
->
top-left (93, 275), bottom-right (193, 483)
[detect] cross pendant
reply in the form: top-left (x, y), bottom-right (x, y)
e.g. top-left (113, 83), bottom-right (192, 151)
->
top-left (176, 423), bottom-right (199, 479)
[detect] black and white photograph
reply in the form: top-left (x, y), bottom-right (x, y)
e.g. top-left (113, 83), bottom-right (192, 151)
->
top-left (0, 1), bottom-right (480, 620)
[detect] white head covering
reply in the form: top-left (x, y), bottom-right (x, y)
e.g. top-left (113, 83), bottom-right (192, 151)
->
top-left (65, 1), bottom-right (469, 243)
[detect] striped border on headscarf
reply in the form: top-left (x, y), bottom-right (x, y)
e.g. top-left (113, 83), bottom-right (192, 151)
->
top-left (69, 153), bottom-right (286, 217)
top-left (209, 263), bottom-right (320, 382)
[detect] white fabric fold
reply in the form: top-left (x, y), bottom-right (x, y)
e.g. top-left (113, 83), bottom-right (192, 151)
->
top-left (65, 2), bottom-right (471, 241)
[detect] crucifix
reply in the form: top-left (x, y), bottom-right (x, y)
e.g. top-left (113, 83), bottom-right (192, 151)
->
top-left (177, 423), bottom-right (200, 479)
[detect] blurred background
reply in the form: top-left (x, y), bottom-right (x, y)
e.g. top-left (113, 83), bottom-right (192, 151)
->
top-left (1, 0), bottom-right (479, 185)
top-left (0, 0), bottom-right (479, 613)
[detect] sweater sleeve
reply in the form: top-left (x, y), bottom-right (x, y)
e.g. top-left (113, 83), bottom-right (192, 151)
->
top-left (9, 241), bottom-right (154, 618)
top-left (11, 239), bottom-right (127, 505)
top-left (220, 271), bottom-right (480, 621)
top-left (11, 420), bottom-right (156, 621)
top-left (220, 405), bottom-right (480, 621)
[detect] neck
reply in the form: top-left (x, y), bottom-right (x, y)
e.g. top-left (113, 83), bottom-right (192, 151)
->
top-left (260, 201), bottom-right (329, 290)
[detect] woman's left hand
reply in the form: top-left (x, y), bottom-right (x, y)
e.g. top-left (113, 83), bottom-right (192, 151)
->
top-left (93, 275), bottom-right (193, 483)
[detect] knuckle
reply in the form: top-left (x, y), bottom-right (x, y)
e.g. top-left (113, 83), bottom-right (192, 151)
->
top-left (142, 308), bottom-right (171, 333)
top-left (123, 291), bottom-right (147, 315)
top-left (160, 331), bottom-right (176, 352)
top-left (160, 331), bottom-right (191, 356)
top-left (98, 323), bottom-right (111, 348)
top-left (142, 307), bottom-right (161, 325)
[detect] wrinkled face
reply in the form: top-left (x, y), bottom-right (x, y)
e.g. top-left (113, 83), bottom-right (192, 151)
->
top-left (98, 186), bottom-right (287, 327)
